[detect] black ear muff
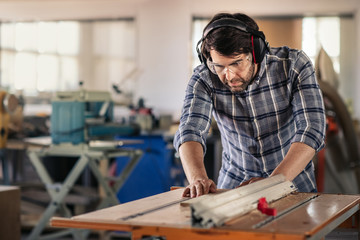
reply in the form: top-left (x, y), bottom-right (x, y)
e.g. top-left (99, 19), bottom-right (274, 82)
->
top-left (196, 38), bottom-right (206, 63)
top-left (252, 33), bottom-right (268, 64)
top-left (196, 18), bottom-right (270, 64)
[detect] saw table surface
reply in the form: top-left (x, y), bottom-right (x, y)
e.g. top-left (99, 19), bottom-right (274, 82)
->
top-left (51, 189), bottom-right (360, 240)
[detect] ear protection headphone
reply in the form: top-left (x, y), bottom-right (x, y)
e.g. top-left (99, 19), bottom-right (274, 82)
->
top-left (196, 18), bottom-right (270, 64)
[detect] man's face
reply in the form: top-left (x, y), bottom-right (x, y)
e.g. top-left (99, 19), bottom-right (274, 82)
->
top-left (208, 50), bottom-right (257, 92)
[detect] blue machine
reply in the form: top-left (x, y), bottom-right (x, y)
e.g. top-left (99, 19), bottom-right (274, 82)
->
top-left (51, 90), bottom-right (185, 204)
top-left (116, 135), bottom-right (173, 203)
top-left (51, 90), bottom-right (138, 144)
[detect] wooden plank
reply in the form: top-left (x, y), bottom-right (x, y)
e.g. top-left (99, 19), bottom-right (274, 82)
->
top-left (124, 200), bottom-right (191, 227)
top-left (53, 204), bottom-right (191, 231)
top-left (180, 189), bottom-right (228, 207)
top-left (70, 188), bottom-right (186, 222)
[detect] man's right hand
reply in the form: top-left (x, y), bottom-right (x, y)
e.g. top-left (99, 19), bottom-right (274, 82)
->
top-left (182, 179), bottom-right (217, 198)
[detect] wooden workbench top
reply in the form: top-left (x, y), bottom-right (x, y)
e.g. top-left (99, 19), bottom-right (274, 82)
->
top-left (51, 189), bottom-right (360, 240)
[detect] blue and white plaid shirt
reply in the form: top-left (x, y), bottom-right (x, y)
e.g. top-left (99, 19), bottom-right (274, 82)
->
top-left (174, 46), bottom-right (326, 192)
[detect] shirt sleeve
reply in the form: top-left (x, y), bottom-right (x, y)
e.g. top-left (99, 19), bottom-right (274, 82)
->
top-left (290, 50), bottom-right (326, 152)
top-left (173, 66), bottom-right (214, 154)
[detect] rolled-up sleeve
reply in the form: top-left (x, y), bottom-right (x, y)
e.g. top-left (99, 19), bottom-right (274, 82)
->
top-left (173, 66), bottom-right (214, 154)
top-left (290, 51), bottom-right (326, 152)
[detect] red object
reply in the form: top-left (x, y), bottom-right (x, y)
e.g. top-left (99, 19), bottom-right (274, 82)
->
top-left (264, 208), bottom-right (277, 216)
top-left (251, 35), bottom-right (257, 64)
top-left (316, 116), bottom-right (339, 192)
top-left (257, 197), bottom-right (268, 211)
top-left (257, 197), bottom-right (277, 216)
top-left (316, 149), bottom-right (325, 192)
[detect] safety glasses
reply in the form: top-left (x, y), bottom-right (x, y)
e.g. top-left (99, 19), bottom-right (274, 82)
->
top-left (207, 54), bottom-right (251, 76)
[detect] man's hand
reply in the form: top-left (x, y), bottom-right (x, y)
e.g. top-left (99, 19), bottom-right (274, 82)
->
top-left (182, 179), bottom-right (217, 198)
top-left (238, 177), bottom-right (264, 187)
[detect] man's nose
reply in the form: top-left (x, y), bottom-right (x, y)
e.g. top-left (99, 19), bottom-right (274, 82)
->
top-left (225, 68), bottom-right (235, 81)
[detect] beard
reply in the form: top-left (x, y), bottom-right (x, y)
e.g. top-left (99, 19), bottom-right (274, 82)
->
top-left (224, 63), bottom-right (255, 93)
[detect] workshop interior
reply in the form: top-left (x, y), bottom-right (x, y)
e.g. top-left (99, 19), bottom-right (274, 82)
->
top-left (0, 0), bottom-right (360, 240)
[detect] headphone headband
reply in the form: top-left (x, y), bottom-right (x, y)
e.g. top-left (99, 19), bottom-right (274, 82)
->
top-left (197, 17), bottom-right (269, 64)
top-left (202, 18), bottom-right (262, 39)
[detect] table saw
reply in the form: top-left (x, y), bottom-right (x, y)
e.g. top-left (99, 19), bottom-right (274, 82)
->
top-left (51, 176), bottom-right (360, 240)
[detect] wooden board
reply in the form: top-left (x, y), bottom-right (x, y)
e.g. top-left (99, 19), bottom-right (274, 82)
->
top-left (51, 190), bottom-right (360, 240)
top-left (70, 189), bottom-right (187, 223)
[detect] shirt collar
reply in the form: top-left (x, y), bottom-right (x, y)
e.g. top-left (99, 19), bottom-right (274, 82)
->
top-left (253, 54), bottom-right (267, 85)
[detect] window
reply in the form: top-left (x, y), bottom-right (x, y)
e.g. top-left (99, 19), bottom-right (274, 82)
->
top-left (0, 19), bottom-right (136, 99)
top-left (0, 21), bottom-right (80, 95)
top-left (191, 18), bottom-right (209, 70)
top-left (90, 20), bottom-right (137, 103)
top-left (302, 17), bottom-right (340, 73)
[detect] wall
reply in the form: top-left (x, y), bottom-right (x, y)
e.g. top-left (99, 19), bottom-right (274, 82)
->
top-left (137, 0), bottom-right (191, 118)
top-left (339, 17), bottom-right (357, 115)
top-left (0, 0), bottom-right (359, 120)
top-left (256, 18), bottom-right (303, 49)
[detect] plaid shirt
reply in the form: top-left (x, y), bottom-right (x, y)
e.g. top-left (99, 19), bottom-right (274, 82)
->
top-left (174, 46), bottom-right (326, 192)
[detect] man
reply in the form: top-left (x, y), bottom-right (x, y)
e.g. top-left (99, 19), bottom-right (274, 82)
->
top-left (173, 12), bottom-right (326, 198)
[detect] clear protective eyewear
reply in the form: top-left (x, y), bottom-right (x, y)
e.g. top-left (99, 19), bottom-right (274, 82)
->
top-left (206, 54), bottom-right (251, 76)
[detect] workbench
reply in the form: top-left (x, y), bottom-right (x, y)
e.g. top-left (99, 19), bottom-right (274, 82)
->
top-left (26, 141), bottom-right (143, 240)
top-left (51, 188), bottom-right (360, 240)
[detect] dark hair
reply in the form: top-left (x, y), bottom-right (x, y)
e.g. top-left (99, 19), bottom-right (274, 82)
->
top-left (201, 13), bottom-right (259, 60)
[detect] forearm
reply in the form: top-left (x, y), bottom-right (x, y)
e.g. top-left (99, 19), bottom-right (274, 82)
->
top-left (270, 142), bottom-right (315, 181)
top-left (179, 141), bottom-right (208, 183)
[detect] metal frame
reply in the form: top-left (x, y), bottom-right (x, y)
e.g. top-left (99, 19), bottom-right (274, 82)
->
top-left (26, 143), bottom-right (142, 240)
